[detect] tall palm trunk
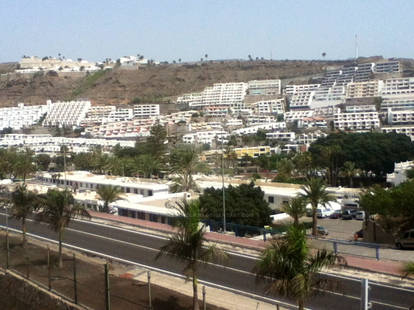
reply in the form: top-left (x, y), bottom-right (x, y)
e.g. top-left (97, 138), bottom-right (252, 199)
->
top-left (21, 218), bottom-right (27, 246)
top-left (312, 206), bottom-right (318, 236)
top-left (58, 229), bottom-right (63, 268)
top-left (192, 270), bottom-right (200, 310)
top-left (349, 176), bottom-right (353, 188)
top-left (298, 298), bottom-right (305, 310)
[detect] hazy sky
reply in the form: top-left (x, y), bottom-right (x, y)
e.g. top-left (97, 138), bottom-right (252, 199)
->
top-left (0, 0), bottom-right (413, 63)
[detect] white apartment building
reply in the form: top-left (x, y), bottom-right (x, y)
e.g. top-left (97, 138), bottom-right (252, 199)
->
top-left (203, 106), bottom-right (229, 117)
top-left (285, 84), bottom-right (320, 95)
top-left (387, 109), bottom-right (414, 125)
top-left (346, 81), bottom-right (383, 98)
top-left (247, 79), bottom-right (281, 96)
top-left (381, 95), bottom-right (414, 111)
top-left (0, 103), bottom-right (49, 130)
top-left (81, 106), bottom-right (117, 125)
top-left (374, 61), bottom-right (400, 73)
top-left (334, 112), bottom-right (380, 131)
top-left (289, 91), bottom-right (315, 109)
top-left (232, 122), bottom-right (286, 136)
top-left (176, 93), bottom-right (203, 106)
top-left (225, 118), bottom-right (243, 127)
top-left (180, 83), bottom-right (248, 109)
top-left (133, 104), bottom-right (160, 119)
top-left (344, 105), bottom-right (377, 113)
top-left (381, 78), bottom-right (414, 96)
top-left (386, 161), bottom-right (414, 186)
top-left (107, 108), bottom-right (134, 122)
top-left (252, 99), bottom-right (284, 115)
top-left (182, 130), bottom-right (228, 146)
top-left (284, 110), bottom-right (314, 123)
top-left (83, 118), bottom-right (155, 138)
top-left (0, 134), bottom-right (135, 155)
top-left (266, 131), bottom-right (296, 142)
top-left (18, 56), bottom-right (99, 73)
top-left (200, 82), bottom-right (248, 109)
top-left (314, 86), bottom-right (346, 101)
top-left (313, 106), bottom-right (341, 117)
top-left (297, 116), bottom-right (328, 129)
top-left (43, 100), bottom-right (91, 127)
top-left (382, 126), bottom-right (414, 141)
top-left (296, 131), bottom-right (327, 145)
top-left (246, 115), bottom-right (277, 126)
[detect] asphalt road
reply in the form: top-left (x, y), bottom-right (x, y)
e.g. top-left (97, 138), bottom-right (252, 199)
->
top-left (0, 213), bottom-right (412, 310)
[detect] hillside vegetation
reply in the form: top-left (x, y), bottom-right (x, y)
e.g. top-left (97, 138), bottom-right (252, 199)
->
top-left (0, 57), bottom-right (409, 107)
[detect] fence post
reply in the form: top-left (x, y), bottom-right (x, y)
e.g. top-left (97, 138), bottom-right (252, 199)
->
top-left (375, 246), bottom-right (380, 260)
top-left (25, 256), bottom-right (30, 279)
top-left (333, 241), bottom-right (338, 254)
top-left (276, 304), bottom-right (280, 310)
top-left (104, 263), bottom-right (110, 310)
top-left (263, 229), bottom-right (267, 241)
top-left (202, 285), bottom-right (206, 310)
top-left (147, 271), bottom-right (152, 310)
top-left (5, 231), bottom-right (9, 269)
top-left (47, 247), bottom-right (52, 290)
top-left (73, 254), bottom-right (78, 304)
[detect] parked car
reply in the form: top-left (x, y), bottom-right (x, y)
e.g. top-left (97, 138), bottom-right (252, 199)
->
top-left (355, 211), bottom-right (365, 220)
top-left (317, 226), bottom-right (329, 236)
top-left (395, 229), bottom-right (414, 249)
top-left (330, 210), bottom-right (342, 219)
top-left (342, 210), bottom-right (353, 220)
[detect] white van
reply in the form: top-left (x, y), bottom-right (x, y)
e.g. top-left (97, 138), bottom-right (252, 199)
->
top-left (316, 208), bottom-right (333, 218)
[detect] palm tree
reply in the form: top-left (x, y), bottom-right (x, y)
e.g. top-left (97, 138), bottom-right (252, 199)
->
top-left (340, 161), bottom-right (359, 188)
top-left (13, 151), bottom-right (36, 183)
top-left (169, 145), bottom-right (206, 192)
top-left (156, 200), bottom-right (226, 310)
top-left (282, 197), bottom-right (306, 226)
top-left (255, 225), bottom-right (341, 310)
top-left (10, 185), bottom-right (38, 246)
top-left (300, 178), bottom-right (335, 236)
top-left (96, 185), bottom-right (123, 213)
top-left (36, 189), bottom-right (90, 267)
top-left (135, 154), bottom-right (161, 178)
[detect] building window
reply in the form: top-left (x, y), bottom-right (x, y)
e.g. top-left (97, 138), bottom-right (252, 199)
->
top-left (149, 214), bottom-right (158, 222)
top-left (268, 196), bottom-right (274, 203)
top-left (126, 187), bottom-right (131, 193)
top-left (148, 190), bottom-right (153, 196)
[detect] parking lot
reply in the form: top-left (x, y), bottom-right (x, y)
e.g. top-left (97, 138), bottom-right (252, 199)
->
top-left (314, 218), bottom-right (364, 240)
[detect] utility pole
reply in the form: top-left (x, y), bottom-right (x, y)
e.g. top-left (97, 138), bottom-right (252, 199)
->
top-left (220, 137), bottom-right (226, 233)
top-left (361, 278), bottom-right (371, 310)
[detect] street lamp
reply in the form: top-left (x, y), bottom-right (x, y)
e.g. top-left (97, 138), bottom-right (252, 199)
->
top-left (220, 134), bottom-right (226, 233)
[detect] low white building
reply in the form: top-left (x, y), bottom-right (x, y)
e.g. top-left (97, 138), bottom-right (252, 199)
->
top-left (252, 99), bottom-right (285, 115)
top-left (381, 125), bottom-right (414, 141)
top-left (386, 161), bottom-right (414, 186)
top-left (266, 131), bottom-right (296, 142)
top-left (231, 122), bottom-right (286, 136)
top-left (182, 130), bottom-right (228, 146)
top-left (387, 109), bottom-right (414, 125)
top-left (247, 79), bottom-right (281, 96)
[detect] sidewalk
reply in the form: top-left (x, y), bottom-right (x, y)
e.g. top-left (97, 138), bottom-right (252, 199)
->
top-left (88, 211), bottom-right (405, 277)
top-left (121, 267), bottom-right (293, 310)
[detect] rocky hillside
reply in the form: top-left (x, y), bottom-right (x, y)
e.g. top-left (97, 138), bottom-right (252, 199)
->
top-left (0, 57), bottom-right (409, 107)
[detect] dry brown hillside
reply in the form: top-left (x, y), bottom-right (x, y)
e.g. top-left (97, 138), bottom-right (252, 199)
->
top-left (1, 57), bottom-right (410, 107)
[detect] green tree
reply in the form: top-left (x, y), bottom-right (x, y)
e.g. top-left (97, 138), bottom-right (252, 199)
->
top-left (146, 123), bottom-right (167, 161)
top-left (169, 145), bottom-right (206, 192)
top-left (36, 189), bottom-right (90, 267)
top-left (360, 180), bottom-right (414, 235)
top-left (35, 154), bottom-right (51, 171)
top-left (282, 197), bottom-right (306, 226)
top-left (96, 185), bottom-right (124, 213)
top-left (10, 185), bottom-right (38, 246)
top-left (199, 182), bottom-right (272, 228)
top-left (134, 154), bottom-right (161, 178)
top-left (300, 178), bottom-right (335, 236)
top-left (340, 161), bottom-right (359, 188)
top-left (13, 151), bottom-right (36, 182)
top-left (255, 225), bottom-right (341, 310)
top-left (156, 200), bottom-right (226, 310)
